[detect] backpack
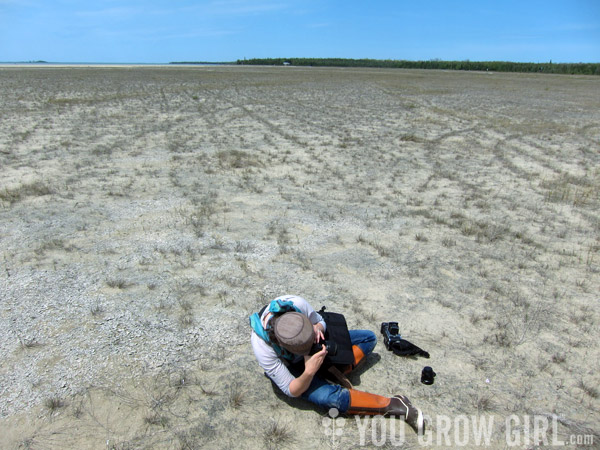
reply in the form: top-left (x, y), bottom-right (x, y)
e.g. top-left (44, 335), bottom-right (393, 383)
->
top-left (315, 306), bottom-right (354, 367)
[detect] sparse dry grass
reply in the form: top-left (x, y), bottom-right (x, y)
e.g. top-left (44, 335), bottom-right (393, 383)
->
top-left (263, 420), bottom-right (295, 450)
top-left (0, 180), bottom-right (52, 205)
top-left (0, 66), bottom-right (598, 449)
top-left (44, 396), bottom-right (66, 413)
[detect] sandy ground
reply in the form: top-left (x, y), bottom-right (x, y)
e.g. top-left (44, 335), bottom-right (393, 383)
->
top-left (0, 66), bottom-right (598, 449)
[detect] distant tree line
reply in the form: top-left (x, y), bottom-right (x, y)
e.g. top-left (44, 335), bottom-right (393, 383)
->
top-left (170, 61), bottom-right (231, 65)
top-left (235, 58), bottom-right (600, 75)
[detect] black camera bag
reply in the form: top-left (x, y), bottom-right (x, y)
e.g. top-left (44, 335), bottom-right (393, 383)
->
top-left (317, 306), bottom-right (354, 366)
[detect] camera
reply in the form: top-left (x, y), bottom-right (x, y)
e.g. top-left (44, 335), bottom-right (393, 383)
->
top-left (310, 339), bottom-right (338, 356)
top-left (381, 322), bottom-right (402, 351)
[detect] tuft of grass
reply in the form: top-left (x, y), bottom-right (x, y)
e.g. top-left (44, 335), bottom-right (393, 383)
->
top-left (90, 302), bottom-right (104, 317)
top-left (179, 313), bottom-right (193, 327)
top-left (44, 396), bottom-right (66, 413)
top-left (460, 221), bottom-right (477, 236)
top-left (542, 173), bottom-right (598, 207)
top-left (144, 413), bottom-right (170, 427)
top-left (578, 380), bottom-right (599, 399)
top-left (575, 279), bottom-right (587, 291)
top-left (19, 337), bottom-right (43, 350)
top-left (476, 394), bottom-right (495, 412)
top-left (234, 240), bottom-right (254, 253)
top-left (0, 181), bottom-right (52, 205)
top-left (106, 278), bottom-right (129, 289)
top-left (415, 232), bottom-right (428, 242)
top-left (34, 239), bottom-right (71, 256)
top-left (228, 384), bottom-right (246, 409)
top-left (187, 192), bottom-right (219, 236)
top-left (483, 330), bottom-right (511, 348)
top-left (263, 420), bottom-right (295, 450)
top-left (295, 252), bottom-right (312, 271)
top-left (400, 133), bottom-right (421, 142)
top-left (216, 149), bottom-right (261, 169)
top-left (356, 234), bottom-right (368, 244)
top-left (356, 235), bottom-right (392, 257)
top-left (441, 237), bottom-right (456, 247)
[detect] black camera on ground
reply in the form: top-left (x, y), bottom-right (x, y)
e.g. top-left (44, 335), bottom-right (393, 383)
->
top-left (381, 322), bottom-right (402, 351)
top-left (310, 339), bottom-right (338, 356)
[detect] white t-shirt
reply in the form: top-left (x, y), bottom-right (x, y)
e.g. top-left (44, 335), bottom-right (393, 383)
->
top-left (251, 295), bottom-right (326, 397)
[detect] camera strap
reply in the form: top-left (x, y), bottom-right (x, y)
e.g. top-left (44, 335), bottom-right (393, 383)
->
top-left (390, 339), bottom-right (430, 358)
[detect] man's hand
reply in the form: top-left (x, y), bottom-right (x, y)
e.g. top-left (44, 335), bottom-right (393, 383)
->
top-left (313, 323), bottom-right (325, 343)
top-left (289, 345), bottom-right (328, 397)
top-left (303, 345), bottom-right (327, 376)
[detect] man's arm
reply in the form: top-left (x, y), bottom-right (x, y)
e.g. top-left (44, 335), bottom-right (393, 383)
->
top-left (280, 295), bottom-right (326, 333)
top-left (288, 345), bottom-right (327, 397)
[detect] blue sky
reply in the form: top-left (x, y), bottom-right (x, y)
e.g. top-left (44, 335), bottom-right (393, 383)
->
top-left (1, 0), bottom-right (598, 63)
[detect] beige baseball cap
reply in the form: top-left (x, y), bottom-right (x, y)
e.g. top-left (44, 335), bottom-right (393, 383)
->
top-left (273, 312), bottom-right (315, 355)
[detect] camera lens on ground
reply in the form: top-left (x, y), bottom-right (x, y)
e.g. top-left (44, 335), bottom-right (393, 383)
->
top-left (421, 366), bottom-right (436, 385)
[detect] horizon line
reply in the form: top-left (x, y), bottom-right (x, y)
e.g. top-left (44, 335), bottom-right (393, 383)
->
top-left (2, 57), bottom-right (599, 65)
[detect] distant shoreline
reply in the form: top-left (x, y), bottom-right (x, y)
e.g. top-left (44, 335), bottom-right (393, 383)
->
top-left (0, 63), bottom-right (222, 68)
top-left (0, 62), bottom-right (175, 67)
